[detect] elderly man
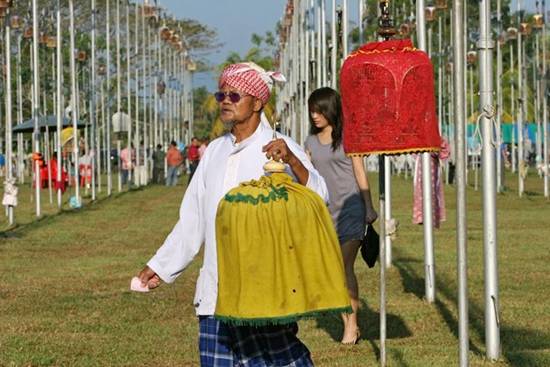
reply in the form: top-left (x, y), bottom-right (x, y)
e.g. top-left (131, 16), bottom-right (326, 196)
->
top-left (137, 62), bottom-right (328, 366)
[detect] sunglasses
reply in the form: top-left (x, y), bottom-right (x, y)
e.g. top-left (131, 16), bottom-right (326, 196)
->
top-left (214, 91), bottom-right (250, 103)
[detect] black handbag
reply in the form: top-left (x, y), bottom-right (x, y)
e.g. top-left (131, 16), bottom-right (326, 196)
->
top-left (360, 224), bottom-right (380, 268)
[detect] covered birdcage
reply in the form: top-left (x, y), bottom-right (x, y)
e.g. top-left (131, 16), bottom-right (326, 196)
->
top-left (340, 38), bottom-right (441, 155)
top-left (214, 169), bottom-right (351, 325)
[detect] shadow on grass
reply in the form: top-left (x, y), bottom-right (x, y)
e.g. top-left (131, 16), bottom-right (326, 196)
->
top-left (0, 187), bottom-right (144, 238)
top-left (393, 254), bottom-right (550, 366)
top-left (314, 299), bottom-right (412, 361)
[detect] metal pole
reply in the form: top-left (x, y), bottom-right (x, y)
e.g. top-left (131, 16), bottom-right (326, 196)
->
top-left (154, 30), bottom-right (159, 148)
top-left (316, 0), bottom-right (322, 88)
top-left (510, 42), bottom-right (516, 173)
top-left (5, 8), bottom-right (14, 224)
top-left (69, 0), bottom-right (80, 206)
top-left (517, 1), bottom-right (524, 197)
top-left (417, 0), bottom-right (436, 303)
top-left (331, 0), bottom-right (337, 89)
top-left (320, 0), bottom-right (327, 86)
top-left (378, 156), bottom-right (387, 367)
top-left (384, 156), bottom-right (392, 267)
top-left (126, 0), bottom-right (132, 186)
top-left (342, 0), bottom-right (348, 57)
top-left (17, 35), bottom-right (24, 185)
top-left (533, 30), bottom-right (542, 170)
top-left (142, 6), bottom-right (149, 184)
top-left (438, 16), bottom-right (443, 134)
top-left (106, 0), bottom-right (112, 196)
top-left (56, 0), bottom-right (63, 208)
top-left (453, 0), bottom-right (470, 364)
top-left (478, 0), bottom-right (500, 358)
top-left (543, 0), bottom-right (548, 198)
top-left (116, 0), bottom-right (122, 192)
top-left (126, 1), bottom-right (133, 186)
top-left (496, 0), bottom-right (503, 193)
top-left (91, 0), bottom-right (97, 200)
top-left (134, 3), bottom-right (140, 187)
top-left (32, 0), bottom-right (42, 217)
top-left (359, 0), bottom-right (364, 45)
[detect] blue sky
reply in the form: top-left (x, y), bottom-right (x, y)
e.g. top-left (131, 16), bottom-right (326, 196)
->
top-left (161, 0), bottom-right (287, 91)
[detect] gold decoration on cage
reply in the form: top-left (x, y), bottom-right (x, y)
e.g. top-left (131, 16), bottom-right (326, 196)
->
top-left (467, 50), bottom-right (477, 65)
top-left (506, 27), bottom-right (518, 40)
top-left (533, 14), bottom-right (544, 29)
top-left (263, 122), bottom-right (286, 173)
top-left (519, 22), bottom-right (532, 36)
top-left (425, 6), bottom-right (437, 22)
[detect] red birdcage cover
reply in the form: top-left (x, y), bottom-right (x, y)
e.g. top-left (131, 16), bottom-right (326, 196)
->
top-left (340, 39), bottom-right (441, 156)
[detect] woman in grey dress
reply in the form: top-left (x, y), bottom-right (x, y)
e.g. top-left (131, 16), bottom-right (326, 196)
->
top-left (304, 87), bottom-right (378, 345)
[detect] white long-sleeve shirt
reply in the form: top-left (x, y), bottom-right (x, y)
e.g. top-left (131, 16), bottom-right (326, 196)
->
top-left (147, 116), bottom-right (329, 316)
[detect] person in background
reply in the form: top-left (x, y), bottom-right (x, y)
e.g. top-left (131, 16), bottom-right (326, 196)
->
top-left (134, 141), bottom-right (147, 186)
top-left (187, 137), bottom-right (200, 181)
top-left (0, 152), bottom-right (5, 177)
top-left (151, 144), bottom-right (165, 184)
top-left (120, 143), bottom-right (135, 187)
top-left (165, 141), bottom-right (183, 186)
top-left (305, 87), bottom-right (378, 345)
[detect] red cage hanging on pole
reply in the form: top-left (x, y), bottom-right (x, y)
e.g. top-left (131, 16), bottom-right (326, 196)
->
top-left (340, 39), bottom-right (441, 156)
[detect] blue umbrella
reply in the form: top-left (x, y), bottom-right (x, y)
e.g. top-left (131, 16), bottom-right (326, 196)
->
top-left (12, 115), bottom-right (87, 133)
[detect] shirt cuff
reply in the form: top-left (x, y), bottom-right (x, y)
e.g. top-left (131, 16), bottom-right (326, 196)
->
top-left (147, 257), bottom-right (176, 284)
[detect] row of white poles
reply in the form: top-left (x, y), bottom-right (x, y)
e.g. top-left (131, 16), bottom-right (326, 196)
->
top-left (2, 1), bottom-right (195, 225)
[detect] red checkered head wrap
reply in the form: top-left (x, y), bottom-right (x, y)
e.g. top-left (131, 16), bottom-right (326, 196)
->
top-left (219, 62), bottom-right (286, 104)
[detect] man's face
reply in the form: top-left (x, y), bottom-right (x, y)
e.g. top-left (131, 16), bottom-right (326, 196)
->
top-left (217, 86), bottom-right (261, 125)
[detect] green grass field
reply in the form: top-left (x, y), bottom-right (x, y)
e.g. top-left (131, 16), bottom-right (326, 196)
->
top-left (1, 170), bottom-right (549, 366)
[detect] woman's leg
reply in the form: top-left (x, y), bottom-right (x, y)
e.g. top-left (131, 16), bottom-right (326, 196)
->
top-left (340, 239), bottom-right (361, 344)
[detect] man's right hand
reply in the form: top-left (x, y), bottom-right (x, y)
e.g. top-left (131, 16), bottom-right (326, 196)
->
top-left (138, 266), bottom-right (162, 289)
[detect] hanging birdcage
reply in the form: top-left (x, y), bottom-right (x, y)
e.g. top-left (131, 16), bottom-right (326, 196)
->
top-left (10, 15), bottom-right (21, 29)
top-left (533, 14), bottom-right (544, 29)
top-left (46, 36), bottom-right (56, 48)
top-left (466, 50), bottom-right (477, 65)
top-left (186, 59), bottom-right (197, 72)
top-left (340, 39), bottom-right (441, 155)
top-left (160, 27), bottom-right (172, 41)
top-left (170, 33), bottom-right (180, 44)
top-left (425, 6), bottom-right (437, 22)
top-left (0, 0), bottom-right (11, 9)
top-left (142, 4), bottom-right (156, 18)
top-left (157, 80), bottom-right (166, 95)
top-left (497, 32), bottom-right (507, 45)
top-left (399, 23), bottom-right (411, 37)
top-left (506, 27), bottom-right (518, 40)
top-left (39, 32), bottom-right (48, 44)
top-left (435, 0), bottom-right (448, 10)
top-left (23, 26), bottom-right (33, 39)
top-left (77, 50), bottom-right (87, 62)
top-left (519, 22), bottom-right (531, 36)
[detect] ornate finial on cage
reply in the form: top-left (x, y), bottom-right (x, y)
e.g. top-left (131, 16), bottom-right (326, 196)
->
top-left (263, 121), bottom-right (286, 173)
top-left (377, 0), bottom-right (396, 40)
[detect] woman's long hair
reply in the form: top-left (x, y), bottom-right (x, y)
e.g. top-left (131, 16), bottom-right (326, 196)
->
top-left (308, 87), bottom-right (343, 152)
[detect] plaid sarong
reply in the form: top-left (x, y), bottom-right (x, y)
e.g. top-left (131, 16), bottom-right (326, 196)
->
top-left (199, 316), bottom-right (314, 367)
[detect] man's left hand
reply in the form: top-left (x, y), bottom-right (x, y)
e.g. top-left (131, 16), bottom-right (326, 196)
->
top-left (262, 139), bottom-right (296, 165)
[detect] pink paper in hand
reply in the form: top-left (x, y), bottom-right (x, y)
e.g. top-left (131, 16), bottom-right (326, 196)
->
top-left (130, 276), bottom-right (149, 292)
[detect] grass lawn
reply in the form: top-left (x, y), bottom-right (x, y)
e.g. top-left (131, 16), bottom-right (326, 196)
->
top-left (1, 170), bottom-right (549, 366)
